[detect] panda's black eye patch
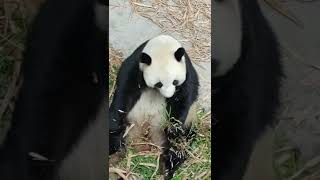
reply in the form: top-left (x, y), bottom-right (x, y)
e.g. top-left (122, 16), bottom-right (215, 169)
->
top-left (173, 80), bottom-right (179, 86)
top-left (140, 53), bottom-right (152, 65)
top-left (154, 82), bottom-right (163, 88)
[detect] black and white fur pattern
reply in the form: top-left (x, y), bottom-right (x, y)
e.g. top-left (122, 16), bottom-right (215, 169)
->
top-left (109, 35), bottom-right (199, 179)
top-left (0, 0), bottom-right (107, 179)
top-left (213, 0), bottom-right (282, 180)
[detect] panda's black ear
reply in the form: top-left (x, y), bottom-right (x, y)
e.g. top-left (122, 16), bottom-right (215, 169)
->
top-left (174, 47), bottom-right (185, 62)
top-left (140, 53), bottom-right (151, 65)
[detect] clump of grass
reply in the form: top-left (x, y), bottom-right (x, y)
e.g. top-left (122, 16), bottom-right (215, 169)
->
top-left (129, 152), bottom-right (159, 179)
top-left (273, 132), bottom-right (305, 180)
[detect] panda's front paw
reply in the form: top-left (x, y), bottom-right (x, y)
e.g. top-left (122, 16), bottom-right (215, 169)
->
top-left (109, 134), bottom-right (124, 155)
top-left (165, 123), bottom-right (185, 140)
top-left (161, 148), bottom-right (186, 179)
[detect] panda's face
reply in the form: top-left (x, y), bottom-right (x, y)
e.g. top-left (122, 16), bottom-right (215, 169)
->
top-left (139, 35), bottom-right (187, 98)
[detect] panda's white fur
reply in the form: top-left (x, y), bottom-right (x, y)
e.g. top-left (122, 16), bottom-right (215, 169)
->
top-left (128, 35), bottom-right (189, 146)
top-left (140, 35), bottom-right (187, 98)
top-left (125, 88), bottom-right (197, 147)
top-left (126, 88), bottom-right (167, 146)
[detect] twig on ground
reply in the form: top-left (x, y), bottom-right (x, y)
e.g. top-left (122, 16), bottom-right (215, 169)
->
top-left (109, 167), bottom-right (129, 180)
top-left (151, 152), bottom-right (161, 179)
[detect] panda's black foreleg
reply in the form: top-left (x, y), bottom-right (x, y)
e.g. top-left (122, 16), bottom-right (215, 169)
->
top-left (108, 73), bottom-right (143, 154)
top-left (109, 86), bottom-right (129, 154)
top-left (108, 87), bottom-right (128, 154)
top-left (161, 127), bottom-right (197, 180)
top-left (161, 145), bottom-right (187, 180)
top-left (161, 98), bottom-right (195, 179)
top-left (109, 90), bottom-right (141, 155)
top-left (109, 108), bottom-right (126, 154)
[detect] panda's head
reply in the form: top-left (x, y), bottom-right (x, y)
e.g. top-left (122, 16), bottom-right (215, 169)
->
top-left (139, 35), bottom-right (187, 98)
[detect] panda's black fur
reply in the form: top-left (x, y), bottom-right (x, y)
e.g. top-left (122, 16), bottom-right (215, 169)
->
top-left (213, 0), bottom-right (282, 179)
top-left (109, 37), bottom-right (199, 179)
top-left (0, 0), bottom-right (107, 179)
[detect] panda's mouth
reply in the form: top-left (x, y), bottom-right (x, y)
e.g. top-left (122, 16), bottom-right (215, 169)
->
top-left (158, 89), bottom-right (180, 99)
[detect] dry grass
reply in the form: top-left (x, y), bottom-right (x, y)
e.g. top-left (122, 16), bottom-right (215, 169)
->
top-left (129, 0), bottom-right (211, 63)
top-left (108, 46), bottom-right (124, 101)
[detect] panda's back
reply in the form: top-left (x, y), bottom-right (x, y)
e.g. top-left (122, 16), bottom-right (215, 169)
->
top-left (126, 88), bottom-right (167, 146)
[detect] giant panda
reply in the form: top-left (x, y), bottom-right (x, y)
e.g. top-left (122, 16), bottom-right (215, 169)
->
top-left (109, 35), bottom-right (199, 179)
top-left (213, 0), bottom-right (282, 180)
top-left (0, 0), bottom-right (107, 179)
